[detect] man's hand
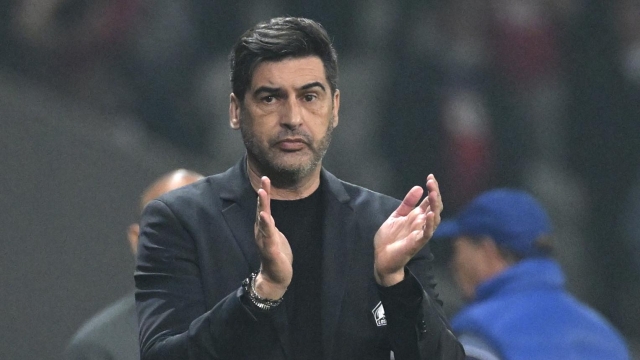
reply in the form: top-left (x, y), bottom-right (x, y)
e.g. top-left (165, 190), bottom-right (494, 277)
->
top-left (254, 176), bottom-right (293, 300)
top-left (374, 174), bottom-right (442, 286)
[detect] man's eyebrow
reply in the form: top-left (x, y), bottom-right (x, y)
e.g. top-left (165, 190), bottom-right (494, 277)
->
top-left (253, 86), bottom-right (281, 97)
top-left (300, 81), bottom-right (326, 92)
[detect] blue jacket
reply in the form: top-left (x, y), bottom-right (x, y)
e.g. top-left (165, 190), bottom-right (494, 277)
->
top-left (452, 258), bottom-right (629, 360)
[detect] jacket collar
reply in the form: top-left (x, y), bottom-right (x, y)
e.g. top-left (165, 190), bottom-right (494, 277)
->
top-left (475, 258), bottom-right (565, 302)
top-left (218, 155), bottom-right (350, 203)
top-left (218, 155), bottom-right (255, 203)
top-left (218, 156), bottom-right (261, 272)
top-left (319, 168), bottom-right (353, 358)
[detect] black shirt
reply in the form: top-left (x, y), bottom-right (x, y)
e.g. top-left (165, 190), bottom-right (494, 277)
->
top-left (271, 187), bottom-right (324, 360)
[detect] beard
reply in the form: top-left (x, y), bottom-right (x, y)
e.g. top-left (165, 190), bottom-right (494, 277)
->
top-left (240, 118), bottom-right (334, 189)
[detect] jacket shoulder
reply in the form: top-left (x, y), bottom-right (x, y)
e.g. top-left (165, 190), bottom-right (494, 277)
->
top-left (66, 295), bottom-right (137, 353)
top-left (340, 180), bottom-right (400, 213)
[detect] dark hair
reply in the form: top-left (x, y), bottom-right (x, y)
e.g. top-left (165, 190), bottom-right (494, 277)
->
top-left (229, 17), bottom-right (338, 102)
top-left (473, 235), bottom-right (554, 263)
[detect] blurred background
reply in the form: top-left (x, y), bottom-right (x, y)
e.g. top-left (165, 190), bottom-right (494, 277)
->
top-left (1, 0), bottom-right (639, 359)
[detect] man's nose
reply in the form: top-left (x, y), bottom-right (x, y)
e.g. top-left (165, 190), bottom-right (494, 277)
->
top-left (280, 97), bottom-right (303, 128)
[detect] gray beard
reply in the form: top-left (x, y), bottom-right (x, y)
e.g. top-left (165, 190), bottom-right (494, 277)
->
top-left (240, 121), bottom-right (334, 189)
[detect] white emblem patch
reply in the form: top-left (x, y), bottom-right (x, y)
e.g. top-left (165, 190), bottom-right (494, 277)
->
top-left (372, 301), bottom-right (387, 327)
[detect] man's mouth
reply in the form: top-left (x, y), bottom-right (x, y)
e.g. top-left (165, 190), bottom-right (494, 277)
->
top-left (276, 138), bottom-right (307, 151)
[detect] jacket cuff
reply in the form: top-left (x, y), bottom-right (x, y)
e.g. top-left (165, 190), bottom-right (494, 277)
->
top-left (377, 267), bottom-right (422, 313)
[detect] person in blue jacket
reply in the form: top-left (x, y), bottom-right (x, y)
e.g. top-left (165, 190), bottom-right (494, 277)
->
top-left (433, 189), bottom-right (630, 360)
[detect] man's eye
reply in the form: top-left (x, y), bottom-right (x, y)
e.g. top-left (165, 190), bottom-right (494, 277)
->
top-left (303, 94), bottom-right (317, 102)
top-left (262, 96), bottom-right (276, 103)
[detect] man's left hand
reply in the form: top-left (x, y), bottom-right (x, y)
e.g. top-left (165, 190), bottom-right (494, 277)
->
top-left (373, 174), bottom-right (442, 286)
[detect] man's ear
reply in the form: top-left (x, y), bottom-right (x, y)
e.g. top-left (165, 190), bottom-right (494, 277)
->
top-left (479, 237), bottom-right (512, 271)
top-left (229, 93), bottom-right (241, 129)
top-left (127, 224), bottom-right (140, 256)
top-left (331, 89), bottom-right (340, 128)
top-left (478, 237), bottom-right (501, 258)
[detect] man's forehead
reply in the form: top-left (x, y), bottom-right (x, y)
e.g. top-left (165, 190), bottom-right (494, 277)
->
top-left (249, 56), bottom-right (328, 89)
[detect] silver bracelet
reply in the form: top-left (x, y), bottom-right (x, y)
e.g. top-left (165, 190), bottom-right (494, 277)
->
top-left (242, 271), bottom-right (283, 311)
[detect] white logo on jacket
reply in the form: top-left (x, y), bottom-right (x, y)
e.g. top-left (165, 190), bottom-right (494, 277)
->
top-left (372, 301), bottom-right (387, 326)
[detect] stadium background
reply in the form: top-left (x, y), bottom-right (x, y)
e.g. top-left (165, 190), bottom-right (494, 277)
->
top-left (2, 0), bottom-right (640, 358)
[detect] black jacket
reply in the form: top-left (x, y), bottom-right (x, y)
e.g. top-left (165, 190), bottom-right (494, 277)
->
top-left (135, 157), bottom-right (463, 360)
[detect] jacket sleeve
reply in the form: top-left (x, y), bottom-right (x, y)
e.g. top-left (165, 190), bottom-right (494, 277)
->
top-left (378, 245), bottom-right (465, 360)
top-left (134, 199), bottom-right (286, 360)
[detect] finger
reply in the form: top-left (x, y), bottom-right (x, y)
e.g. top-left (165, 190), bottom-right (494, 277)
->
top-left (255, 177), bottom-right (273, 246)
top-left (426, 175), bottom-right (442, 212)
top-left (255, 195), bottom-right (260, 225)
top-left (394, 186), bottom-right (424, 217)
top-left (254, 191), bottom-right (263, 244)
top-left (425, 175), bottom-right (442, 224)
top-left (418, 192), bottom-right (430, 213)
top-left (258, 210), bottom-right (274, 240)
top-left (422, 210), bottom-right (437, 239)
top-left (260, 176), bottom-right (272, 217)
top-left (415, 174), bottom-right (440, 214)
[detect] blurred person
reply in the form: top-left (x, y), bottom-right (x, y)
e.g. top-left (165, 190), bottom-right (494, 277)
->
top-left (135, 17), bottom-right (464, 360)
top-left (432, 189), bottom-right (630, 360)
top-left (65, 169), bottom-right (204, 360)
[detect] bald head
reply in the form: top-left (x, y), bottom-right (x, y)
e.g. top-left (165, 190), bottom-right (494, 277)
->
top-left (128, 169), bottom-right (204, 254)
top-left (139, 169), bottom-right (205, 212)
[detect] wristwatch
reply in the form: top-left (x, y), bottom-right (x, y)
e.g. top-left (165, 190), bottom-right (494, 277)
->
top-left (242, 271), bottom-right (284, 311)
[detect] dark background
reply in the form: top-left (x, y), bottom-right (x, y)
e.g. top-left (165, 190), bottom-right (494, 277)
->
top-left (2, 0), bottom-right (640, 359)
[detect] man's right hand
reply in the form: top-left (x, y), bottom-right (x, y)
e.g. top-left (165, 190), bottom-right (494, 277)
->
top-left (254, 176), bottom-right (293, 300)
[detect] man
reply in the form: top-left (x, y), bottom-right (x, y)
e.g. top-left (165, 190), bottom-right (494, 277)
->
top-left (65, 169), bottom-right (204, 360)
top-left (433, 189), bottom-right (630, 360)
top-left (135, 17), bottom-right (463, 360)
